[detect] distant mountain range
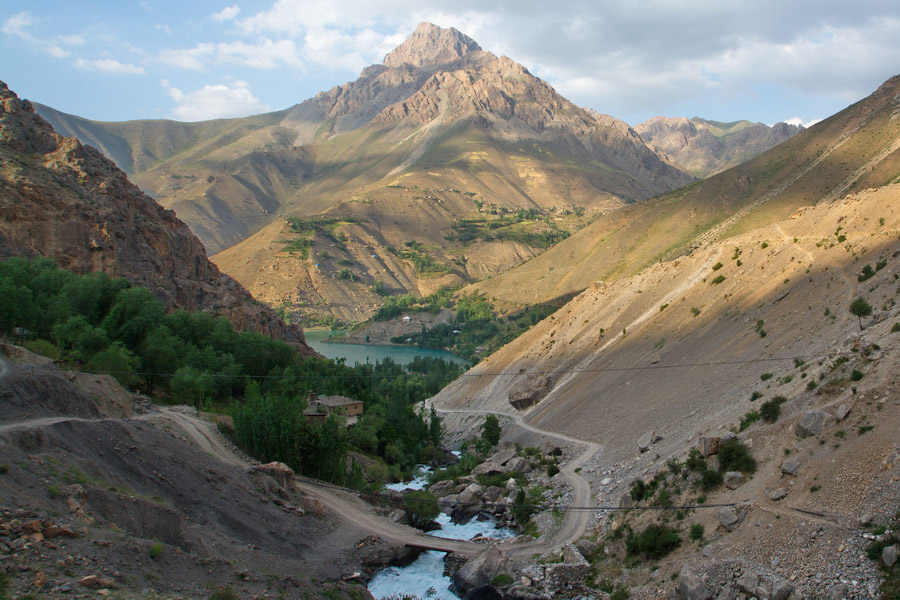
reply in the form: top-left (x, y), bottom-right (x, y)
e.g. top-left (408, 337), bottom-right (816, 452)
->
top-left (635, 117), bottom-right (802, 177)
top-left (32, 23), bottom-right (802, 326)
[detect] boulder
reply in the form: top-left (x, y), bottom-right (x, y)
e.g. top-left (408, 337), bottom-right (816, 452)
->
top-left (723, 471), bottom-right (744, 490)
top-left (428, 479), bottom-right (459, 498)
top-left (441, 493), bottom-right (460, 515)
top-left (508, 375), bottom-right (554, 410)
top-left (575, 539), bottom-right (598, 560)
top-left (677, 565), bottom-right (711, 600)
top-left (827, 583), bottom-right (849, 600)
top-left (463, 584), bottom-right (502, 600)
top-left (504, 456), bottom-right (532, 475)
top-left (488, 448), bottom-right (517, 466)
top-left (795, 409), bottom-right (834, 438)
top-left (698, 436), bottom-right (721, 457)
top-left (771, 578), bottom-right (794, 600)
top-left (735, 572), bottom-right (759, 595)
top-left (472, 461), bottom-right (504, 477)
top-left (638, 430), bottom-right (661, 452)
top-left (716, 507), bottom-right (742, 532)
top-left (770, 488), bottom-right (788, 501)
top-left (780, 456), bottom-right (801, 476)
top-left (482, 486), bottom-right (503, 503)
top-left (451, 546), bottom-right (511, 598)
top-left (835, 403), bottom-right (851, 421)
top-left (619, 492), bottom-right (634, 509)
top-left (706, 455), bottom-right (720, 473)
top-left (505, 585), bottom-right (549, 600)
top-left (451, 484), bottom-right (484, 524)
top-left (884, 544), bottom-right (898, 568)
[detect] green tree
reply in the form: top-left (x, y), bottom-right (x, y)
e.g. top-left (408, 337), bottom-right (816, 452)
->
top-left (476, 414), bottom-right (501, 455)
top-left (849, 297), bottom-right (873, 330)
top-left (403, 490), bottom-right (440, 528)
top-left (170, 366), bottom-right (216, 411)
top-left (85, 342), bottom-right (139, 386)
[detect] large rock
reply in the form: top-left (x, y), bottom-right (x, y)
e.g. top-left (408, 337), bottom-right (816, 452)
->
top-left (450, 546), bottom-right (511, 598)
top-left (428, 479), bottom-right (459, 497)
top-left (735, 572), bottom-right (759, 595)
top-left (769, 488), bottom-right (788, 501)
top-left (771, 578), bottom-right (794, 600)
top-left (504, 456), bottom-right (532, 475)
top-left (508, 375), bottom-right (554, 410)
top-left (638, 430), bottom-right (661, 452)
top-left (451, 484), bottom-right (484, 524)
top-left (835, 403), bottom-right (851, 421)
top-left (472, 461), bottom-right (504, 477)
top-left (723, 471), bottom-right (744, 489)
top-left (463, 585), bottom-right (502, 600)
top-left (827, 583), bottom-right (849, 600)
top-left (677, 565), bottom-right (711, 600)
top-left (716, 507), bottom-right (743, 532)
top-left (780, 456), bottom-right (801, 476)
top-left (488, 448), bottom-right (517, 466)
top-left (884, 545), bottom-right (898, 568)
top-left (795, 409), bottom-right (834, 438)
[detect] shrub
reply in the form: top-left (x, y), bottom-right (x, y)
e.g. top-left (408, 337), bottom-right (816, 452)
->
top-left (611, 587), bottom-right (631, 600)
top-left (404, 490), bottom-right (440, 528)
top-left (749, 391), bottom-right (762, 402)
top-left (689, 523), bottom-right (704, 541)
top-left (149, 542), bottom-right (163, 559)
top-left (209, 586), bottom-right (239, 600)
top-left (691, 307), bottom-right (701, 317)
top-left (630, 479), bottom-right (648, 502)
top-left (718, 439), bottom-right (756, 474)
top-left (712, 262), bottom-right (723, 271)
top-left (892, 322), bottom-right (900, 333)
top-left (851, 370), bottom-right (864, 381)
top-left (710, 275), bottom-right (726, 285)
top-left (685, 448), bottom-right (705, 472)
top-left (760, 396), bottom-right (786, 423)
top-left (491, 574), bottom-right (514, 587)
top-left (739, 410), bottom-right (760, 431)
top-left (547, 464), bottom-right (560, 477)
top-left (699, 468), bottom-right (723, 491)
top-left (858, 425), bottom-right (874, 435)
top-left (626, 524), bottom-right (681, 559)
top-left (760, 372), bottom-right (773, 381)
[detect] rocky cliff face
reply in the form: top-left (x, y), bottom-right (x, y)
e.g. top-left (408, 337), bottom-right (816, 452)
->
top-left (0, 81), bottom-right (311, 350)
top-left (635, 116), bottom-right (803, 177)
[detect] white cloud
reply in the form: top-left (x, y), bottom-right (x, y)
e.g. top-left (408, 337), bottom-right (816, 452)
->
top-left (158, 38), bottom-right (303, 71)
top-left (161, 79), bottom-right (270, 120)
top-left (75, 58), bottom-right (145, 75)
top-left (212, 5), bottom-right (241, 22)
top-left (155, 24), bottom-right (172, 36)
top-left (784, 117), bottom-right (823, 128)
top-left (1, 11), bottom-right (33, 38)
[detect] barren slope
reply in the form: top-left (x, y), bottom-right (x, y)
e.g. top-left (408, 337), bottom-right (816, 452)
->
top-left (469, 74), bottom-right (900, 310)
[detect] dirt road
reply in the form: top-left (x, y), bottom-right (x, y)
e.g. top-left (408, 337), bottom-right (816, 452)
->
top-left (432, 404), bottom-right (600, 558)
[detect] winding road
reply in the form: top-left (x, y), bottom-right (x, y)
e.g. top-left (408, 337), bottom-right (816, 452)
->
top-left (0, 354), bottom-right (601, 559)
top-left (432, 405), bottom-right (600, 558)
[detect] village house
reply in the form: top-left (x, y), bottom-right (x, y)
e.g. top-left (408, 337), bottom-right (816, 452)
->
top-left (302, 392), bottom-right (363, 426)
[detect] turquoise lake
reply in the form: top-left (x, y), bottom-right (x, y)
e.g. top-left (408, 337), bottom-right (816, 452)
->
top-left (304, 330), bottom-right (472, 368)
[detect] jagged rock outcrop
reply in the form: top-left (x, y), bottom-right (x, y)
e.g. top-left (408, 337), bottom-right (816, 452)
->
top-left (635, 116), bottom-right (803, 177)
top-left (0, 81), bottom-right (311, 350)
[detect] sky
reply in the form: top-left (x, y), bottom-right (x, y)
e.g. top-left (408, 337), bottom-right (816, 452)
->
top-left (2, 1), bottom-right (900, 127)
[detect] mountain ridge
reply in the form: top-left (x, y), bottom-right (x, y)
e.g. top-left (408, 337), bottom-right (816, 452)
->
top-left (0, 81), bottom-right (311, 348)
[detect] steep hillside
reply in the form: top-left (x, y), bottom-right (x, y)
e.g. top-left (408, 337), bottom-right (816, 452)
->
top-left (470, 74), bottom-right (900, 310)
top-left (37, 23), bottom-right (693, 324)
top-left (635, 116), bottom-right (802, 177)
top-left (0, 81), bottom-right (310, 348)
top-left (433, 181), bottom-right (900, 596)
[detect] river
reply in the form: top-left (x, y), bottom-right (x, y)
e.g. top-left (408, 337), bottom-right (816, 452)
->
top-left (368, 468), bottom-right (514, 600)
top-left (304, 330), bottom-right (472, 368)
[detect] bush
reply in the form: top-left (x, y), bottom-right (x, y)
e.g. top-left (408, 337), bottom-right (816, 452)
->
top-left (491, 574), bottom-right (514, 587)
top-left (403, 490), bottom-right (440, 528)
top-left (760, 396), bottom-right (786, 423)
top-left (611, 587), bottom-right (631, 600)
top-left (739, 410), bottom-right (760, 431)
top-left (718, 439), bottom-right (756, 474)
top-left (689, 523), bottom-right (704, 541)
top-left (699, 468), bottom-right (723, 491)
top-left (208, 586), bottom-right (239, 600)
top-left (626, 524), bottom-right (681, 559)
top-left (851, 370), bottom-right (864, 381)
top-left (685, 448), bottom-right (705, 472)
top-left (710, 275), bottom-right (726, 285)
top-left (547, 464), bottom-right (560, 477)
top-left (149, 542), bottom-right (163, 559)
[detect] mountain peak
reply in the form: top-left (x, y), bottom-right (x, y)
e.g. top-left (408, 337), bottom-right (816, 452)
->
top-left (383, 22), bottom-right (482, 69)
